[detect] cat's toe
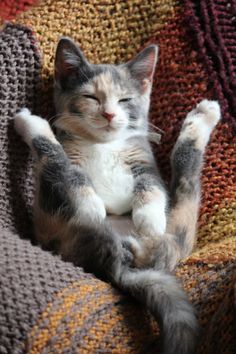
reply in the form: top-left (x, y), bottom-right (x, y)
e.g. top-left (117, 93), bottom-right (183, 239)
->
top-left (121, 240), bottom-right (134, 266)
top-left (16, 107), bottom-right (32, 117)
top-left (196, 99), bottom-right (221, 127)
top-left (70, 191), bottom-right (106, 226)
top-left (181, 99), bottom-right (221, 148)
top-left (186, 100), bottom-right (221, 127)
top-left (14, 108), bottom-right (32, 138)
top-left (133, 204), bottom-right (166, 238)
top-left (14, 109), bottom-right (55, 146)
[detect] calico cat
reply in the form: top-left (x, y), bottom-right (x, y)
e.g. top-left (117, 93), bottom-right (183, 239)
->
top-left (14, 37), bottom-right (221, 354)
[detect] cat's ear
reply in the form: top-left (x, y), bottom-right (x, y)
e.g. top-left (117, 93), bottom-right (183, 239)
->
top-left (126, 45), bottom-right (158, 90)
top-left (55, 37), bottom-right (90, 89)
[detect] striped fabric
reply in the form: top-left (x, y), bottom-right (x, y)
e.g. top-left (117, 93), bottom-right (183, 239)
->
top-left (0, 1), bottom-right (235, 353)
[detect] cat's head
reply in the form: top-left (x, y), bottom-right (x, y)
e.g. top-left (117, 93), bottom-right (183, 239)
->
top-left (54, 37), bottom-right (158, 143)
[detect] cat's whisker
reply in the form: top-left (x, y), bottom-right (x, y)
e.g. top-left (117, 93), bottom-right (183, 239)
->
top-left (148, 122), bottom-right (165, 134)
top-left (47, 113), bottom-right (63, 123)
top-left (13, 37), bottom-right (207, 354)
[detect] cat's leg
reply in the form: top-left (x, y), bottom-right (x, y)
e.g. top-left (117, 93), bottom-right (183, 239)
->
top-left (130, 155), bottom-right (168, 267)
top-left (14, 108), bottom-right (106, 229)
top-left (132, 167), bottom-right (167, 237)
top-left (14, 108), bottom-right (133, 277)
top-left (155, 99), bottom-right (221, 270)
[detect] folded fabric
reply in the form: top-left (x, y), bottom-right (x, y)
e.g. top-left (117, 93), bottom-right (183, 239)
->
top-left (0, 0), bottom-right (235, 352)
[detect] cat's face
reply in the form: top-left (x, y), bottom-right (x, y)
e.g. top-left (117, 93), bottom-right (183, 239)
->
top-left (54, 38), bottom-right (158, 143)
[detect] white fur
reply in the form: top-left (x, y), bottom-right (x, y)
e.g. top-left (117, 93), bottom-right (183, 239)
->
top-left (74, 139), bottom-right (135, 215)
top-left (57, 70), bottom-right (149, 143)
top-left (132, 198), bottom-right (167, 238)
top-left (14, 109), bottom-right (149, 220)
top-left (180, 99), bottom-right (221, 150)
top-left (14, 108), bottom-right (58, 146)
top-left (69, 188), bottom-right (106, 226)
top-left (70, 72), bottom-right (132, 143)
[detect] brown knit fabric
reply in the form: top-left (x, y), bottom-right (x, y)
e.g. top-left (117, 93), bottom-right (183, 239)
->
top-left (0, 1), bottom-right (235, 353)
top-left (0, 23), bottom-right (40, 238)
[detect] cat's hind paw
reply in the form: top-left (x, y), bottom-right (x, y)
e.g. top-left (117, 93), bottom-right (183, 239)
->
top-left (180, 99), bottom-right (221, 150)
top-left (194, 99), bottom-right (221, 128)
top-left (132, 202), bottom-right (166, 239)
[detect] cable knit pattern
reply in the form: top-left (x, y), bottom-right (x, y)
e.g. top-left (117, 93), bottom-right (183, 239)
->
top-left (184, 0), bottom-right (236, 129)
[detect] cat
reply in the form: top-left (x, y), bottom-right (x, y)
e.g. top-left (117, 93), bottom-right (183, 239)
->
top-left (14, 37), bottom-right (221, 354)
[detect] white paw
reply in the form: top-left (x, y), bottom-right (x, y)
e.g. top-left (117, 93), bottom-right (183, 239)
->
top-left (71, 189), bottom-right (106, 226)
top-left (181, 99), bottom-right (221, 149)
top-left (14, 108), bottom-right (55, 146)
top-left (132, 202), bottom-right (166, 239)
top-left (194, 99), bottom-right (221, 128)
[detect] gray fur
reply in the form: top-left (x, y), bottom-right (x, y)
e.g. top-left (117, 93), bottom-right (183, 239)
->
top-left (125, 44), bottom-right (158, 83)
top-left (33, 135), bottom-right (68, 161)
top-left (133, 171), bottom-right (166, 193)
top-left (19, 38), bottom-right (203, 354)
top-left (154, 132), bottom-right (205, 272)
top-left (116, 269), bottom-right (198, 354)
top-left (175, 226), bottom-right (188, 249)
top-left (32, 132), bottom-right (197, 354)
top-left (63, 223), bottom-right (133, 280)
top-left (33, 136), bottom-right (93, 217)
top-left (54, 38), bottom-right (151, 132)
top-left (55, 37), bottom-right (102, 90)
top-left (55, 128), bottom-right (74, 143)
top-left (53, 39), bottom-right (198, 354)
top-left (170, 139), bottom-right (202, 204)
top-left (126, 135), bottom-right (166, 193)
top-left (14, 38), bottom-right (221, 353)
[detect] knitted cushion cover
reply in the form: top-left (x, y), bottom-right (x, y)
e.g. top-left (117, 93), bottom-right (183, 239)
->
top-left (184, 0), bottom-right (236, 130)
top-left (0, 0), bottom-right (235, 353)
top-left (0, 0), bottom-right (37, 20)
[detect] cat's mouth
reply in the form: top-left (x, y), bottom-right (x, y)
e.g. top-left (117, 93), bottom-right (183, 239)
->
top-left (85, 119), bottom-right (124, 140)
top-left (105, 126), bottom-right (116, 132)
top-left (97, 124), bottom-right (117, 133)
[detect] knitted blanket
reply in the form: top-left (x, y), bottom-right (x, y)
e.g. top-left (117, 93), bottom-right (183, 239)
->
top-left (0, 1), bottom-right (235, 353)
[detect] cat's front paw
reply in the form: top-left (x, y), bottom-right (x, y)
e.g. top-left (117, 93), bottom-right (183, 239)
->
top-left (14, 108), bottom-right (33, 140)
top-left (14, 108), bottom-right (56, 147)
top-left (71, 187), bottom-right (106, 226)
top-left (132, 202), bottom-right (166, 239)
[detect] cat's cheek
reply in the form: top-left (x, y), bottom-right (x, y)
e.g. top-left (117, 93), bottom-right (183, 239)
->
top-left (112, 114), bottom-right (129, 131)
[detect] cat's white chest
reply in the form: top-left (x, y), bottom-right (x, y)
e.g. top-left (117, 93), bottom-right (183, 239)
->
top-left (78, 142), bottom-right (134, 215)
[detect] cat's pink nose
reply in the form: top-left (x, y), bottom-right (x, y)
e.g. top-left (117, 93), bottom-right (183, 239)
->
top-left (102, 112), bottom-right (115, 122)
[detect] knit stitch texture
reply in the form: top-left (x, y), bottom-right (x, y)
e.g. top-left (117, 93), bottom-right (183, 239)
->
top-left (0, 1), bottom-right (235, 353)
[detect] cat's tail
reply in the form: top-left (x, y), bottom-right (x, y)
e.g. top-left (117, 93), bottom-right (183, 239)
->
top-left (115, 266), bottom-right (198, 354)
top-left (72, 222), bottom-right (198, 354)
top-left (154, 99), bottom-right (221, 271)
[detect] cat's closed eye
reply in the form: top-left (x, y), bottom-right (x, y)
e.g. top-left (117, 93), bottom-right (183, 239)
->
top-left (119, 98), bottom-right (132, 103)
top-left (83, 94), bottom-right (100, 103)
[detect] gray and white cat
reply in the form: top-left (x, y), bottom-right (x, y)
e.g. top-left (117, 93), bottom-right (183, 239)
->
top-left (14, 37), bottom-right (221, 354)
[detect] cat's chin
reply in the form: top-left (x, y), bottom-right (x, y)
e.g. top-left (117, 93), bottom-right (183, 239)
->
top-left (98, 130), bottom-right (124, 143)
top-left (88, 125), bottom-right (125, 143)
top-left (95, 130), bottom-right (121, 143)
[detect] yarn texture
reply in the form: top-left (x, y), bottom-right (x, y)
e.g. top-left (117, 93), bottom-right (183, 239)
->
top-left (0, 1), bottom-right (235, 353)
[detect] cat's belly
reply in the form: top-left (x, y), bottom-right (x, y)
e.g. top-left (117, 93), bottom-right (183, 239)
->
top-left (87, 163), bottom-right (134, 215)
top-left (80, 148), bottom-right (134, 215)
